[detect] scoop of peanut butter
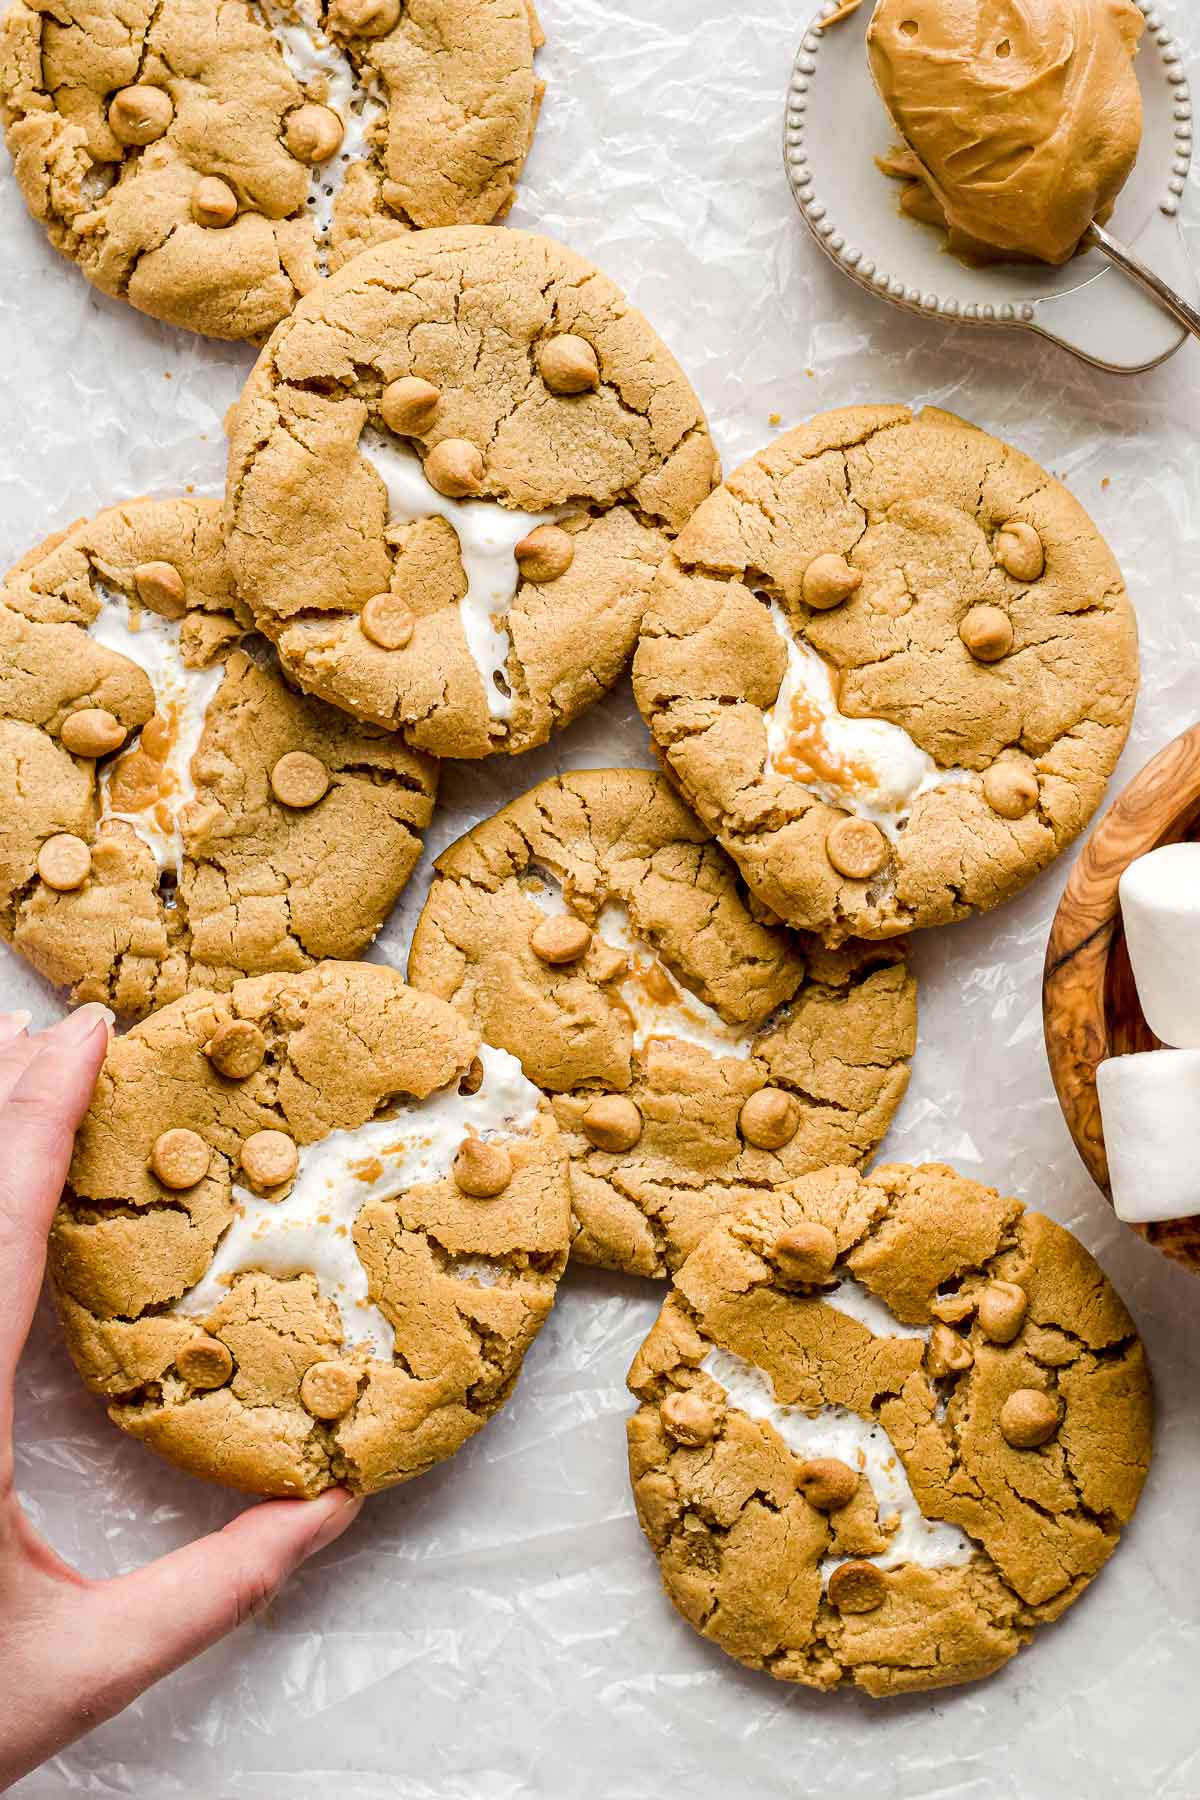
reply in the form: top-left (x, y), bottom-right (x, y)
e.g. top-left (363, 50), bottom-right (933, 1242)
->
top-left (867, 0), bottom-right (1144, 265)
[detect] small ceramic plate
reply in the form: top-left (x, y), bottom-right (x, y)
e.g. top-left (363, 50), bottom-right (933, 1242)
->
top-left (784, 0), bottom-right (1197, 372)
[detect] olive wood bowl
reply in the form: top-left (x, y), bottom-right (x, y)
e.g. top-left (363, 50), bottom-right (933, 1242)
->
top-left (1043, 723), bottom-right (1200, 1271)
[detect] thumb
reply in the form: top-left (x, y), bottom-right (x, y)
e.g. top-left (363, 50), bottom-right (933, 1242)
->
top-left (81, 1489), bottom-right (362, 1715)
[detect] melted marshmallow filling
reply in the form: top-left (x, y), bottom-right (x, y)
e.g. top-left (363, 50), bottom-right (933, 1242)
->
top-left (358, 434), bottom-right (559, 722)
top-left (174, 1045), bottom-right (540, 1360)
top-left (89, 591), bottom-right (225, 879)
top-left (763, 603), bottom-right (971, 839)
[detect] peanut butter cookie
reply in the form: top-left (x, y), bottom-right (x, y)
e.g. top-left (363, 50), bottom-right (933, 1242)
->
top-left (633, 405), bottom-right (1138, 944)
top-left (628, 1162), bottom-right (1152, 1695)
top-left (225, 227), bottom-right (719, 758)
top-left (50, 961), bottom-right (570, 1497)
top-left (0, 496), bottom-right (436, 1016)
top-left (407, 770), bottom-right (917, 1276)
top-left (0, 0), bottom-right (543, 339)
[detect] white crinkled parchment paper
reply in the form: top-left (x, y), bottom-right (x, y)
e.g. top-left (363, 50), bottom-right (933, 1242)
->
top-left (4, 2), bottom-right (1200, 1793)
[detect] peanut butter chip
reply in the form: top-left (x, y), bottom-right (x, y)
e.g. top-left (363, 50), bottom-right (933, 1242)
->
top-left (802, 553), bottom-right (862, 611)
top-left (774, 1221), bottom-right (837, 1283)
top-left (132, 560), bottom-right (186, 619)
top-left (37, 833), bottom-right (91, 891)
top-left (530, 914), bottom-right (592, 964)
top-left (959, 603), bottom-right (1014, 662)
top-left (999, 1388), bottom-right (1060, 1448)
top-left (190, 175), bottom-right (237, 228)
top-left (270, 751), bottom-right (329, 809)
top-left (995, 520), bottom-right (1045, 582)
top-left (539, 334), bottom-right (600, 394)
top-left (797, 1457), bottom-right (858, 1511)
top-left (826, 816), bottom-right (889, 881)
top-left (329, 0), bottom-right (399, 32)
top-left (978, 1280), bottom-right (1028, 1344)
top-left (240, 1129), bottom-right (299, 1191)
top-left (206, 1019), bottom-right (266, 1080)
top-left (284, 103), bottom-right (344, 164)
top-left (660, 1390), bottom-right (717, 1447)
top-left (61, 708), bottom-right (126, 757)
top-left (514, 525), bottom-right (575, 583)
top-left (361, 592), bottom-right (415, 651)
top-left (983, 762), bottom-right (1038, 820)
top-left (927, 1320), bottom-right (974, 1379)
top-left (300, 1360), bottom-right (361, 1419)
top-left (380, 376), bottom-right (441, 436)
top-left (581, 1094), bottom-right (643, 1152)
top-left (176, 1334), bottom-right (233, 1390)
top-left (424, 439), bottom-right (484, 498)
top-left (738, 1087), bottom-right (799, 1149)
top-left (828, 1560), bottom-right (888, 1614)
top-left (453, 1136), bottom-right (513, 1198)
top-left (108, 84), bottom-right (173, 145)
top-left (150, 1127), bottom-right (210, 1190)
top-left (458, 1055), bottom-right (484, 1096)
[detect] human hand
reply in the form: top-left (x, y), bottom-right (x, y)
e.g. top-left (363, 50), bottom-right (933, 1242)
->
top-left (0, 1006), bottom-right (362, 1791)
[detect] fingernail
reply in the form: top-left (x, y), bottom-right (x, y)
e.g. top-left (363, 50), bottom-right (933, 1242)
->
top-left (0, 1011), bottom-right (31, 1045)
top-left (304, 1493), bottom-right (363, 1560)
top-left (48, 1003), bottom-right (115, 1048)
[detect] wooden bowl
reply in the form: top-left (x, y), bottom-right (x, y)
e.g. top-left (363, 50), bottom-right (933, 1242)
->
top-left (1043, 723), bottom-right (1200, 1271)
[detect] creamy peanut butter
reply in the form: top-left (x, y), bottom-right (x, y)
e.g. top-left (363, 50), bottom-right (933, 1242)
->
top-left (866, 0), bottom-right (1145, 265)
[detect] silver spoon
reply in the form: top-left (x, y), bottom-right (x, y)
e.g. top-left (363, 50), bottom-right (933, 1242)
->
top-left (1087, 221), bottom-right (1200, 344)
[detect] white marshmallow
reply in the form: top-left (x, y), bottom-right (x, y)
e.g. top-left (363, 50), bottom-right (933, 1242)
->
top-left (1097, 1048), bottom-right (1200, 1224)
top-left (1118, 842), bottom-right (1200, 1048)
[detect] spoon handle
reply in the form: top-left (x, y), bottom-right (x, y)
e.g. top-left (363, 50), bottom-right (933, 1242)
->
top-left (1089, 221), bottom-right (1200, 343)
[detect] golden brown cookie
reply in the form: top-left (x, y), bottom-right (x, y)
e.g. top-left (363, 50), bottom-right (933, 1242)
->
top-left (0, 0), bottom-right (544, 339)
top-left (407, 770), bottom-right (917, 1276)
top-left (627, 1162), bottom-right (1153, 1696)
top-left (0, 496), bottom-right (436, 1017)
top-left (225, 227), bottom-right (719, 758)
top-left (50, 961), bottom-right (571, 1498)
top-left (633, 405), bottom-right (1138, 944)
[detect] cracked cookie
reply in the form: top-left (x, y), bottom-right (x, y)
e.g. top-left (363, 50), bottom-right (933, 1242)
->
top-left (627, 1161), bottom-right (1152, 1696)
top-left (633, 405), bottom-right (1138, 944)
top-left (0, 0), bottom-right (543, 340)
top-left (0, 495), bottom-right (436, 1016)
top-left (50, 960), bottom-right (571, 1497)
top-left (406, 769), bottom-right (917, 1277)
top-left (224, 226), bottom-right (719, 758)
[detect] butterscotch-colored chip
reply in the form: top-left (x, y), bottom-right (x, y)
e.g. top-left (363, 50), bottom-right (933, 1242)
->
top-left (240, 1129), bottom-right (299, 1190)
top-left (660, 1389), bottom-right (717, 1447)
top-left (424, 439), bottom-right (484, 498)
top-left (133, 560), bottom-right (186, 619)
top-left (797, 1456), bottom-right (858, 1511)
top-left (738, 1087), bottom-right (799, 1149)
top-left (999, 1388), bottom-right (1060, 1448)
top-left (959, 604), bottom-right (1014, 662)
top-left (828, 1560), bottom-right (888, 1614)
top-left (380, 377), bottom-right (441, 436)
top-left (826, 816), bottom-right (889, 881)
top-left (983, 762), bottom-right (1039, 820)
top-left (539, 334), bottom-right (600, 394)
top-left (774, 1220), bottom-right (837, 1282)
top-left (515, 525), bottom-right (575, 583)
top-left (205, 1018), bottom-right (267, 1080)
top-left (453, 1135), bottom-right (513, 1197)
top-left (994, 521), bottom-right (1045, 582)
top-left (150, 1127), bottom-right (210, 1190)
top-left (802, 553), bottom-right (862, 611)
top-left (61, 708), bottom-right (126, 757)
top-left (108, 84), bottom-right (173, 145)
top-left (927, 1320), bottom-right (974, 1378)
top-left (270, 751), bottom-right (330, 809)
top-left (37, 833), bottom-right (91, 891)
top-left (284, 103), bottom-right (344, 165)
top-left (329, 0), bottom-right (399, 33)
top-left (581, 1094), bottom-right (643, 1152)
top-left (361, 593), bottom-right (415, 651)
top-left (978, 1280), bottom-right (1028, 1344)
top-left (190, 176), bottom-right (238, 228)
top-left (530, 915), bottom-right (592, 964)
top-left (459, 1055), bottom-right (485, 1095)
top-left (300, 1360), bottom-right (361, 1420)
top-left (176, 1334), bottom-right (233, 1389)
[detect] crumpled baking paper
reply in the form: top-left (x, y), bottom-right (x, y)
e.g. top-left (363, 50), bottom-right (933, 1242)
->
top-left (5, 1), bottom-right (1200, 1793)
